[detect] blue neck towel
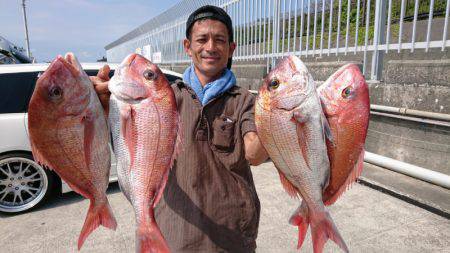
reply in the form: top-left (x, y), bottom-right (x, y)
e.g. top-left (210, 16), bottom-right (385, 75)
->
top-left (183, 65), bottom-right (236, 105)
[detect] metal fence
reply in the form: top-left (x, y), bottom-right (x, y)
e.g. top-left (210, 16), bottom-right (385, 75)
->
top-left (105, 0), bottom-right (450, 80)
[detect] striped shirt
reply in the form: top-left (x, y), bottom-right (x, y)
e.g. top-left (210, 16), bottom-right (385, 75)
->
top-left (155, 80), bottom-right (260, 253)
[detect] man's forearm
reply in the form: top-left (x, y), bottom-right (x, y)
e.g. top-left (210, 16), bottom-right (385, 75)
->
top-left (244, 131), bottom-right (269, 166)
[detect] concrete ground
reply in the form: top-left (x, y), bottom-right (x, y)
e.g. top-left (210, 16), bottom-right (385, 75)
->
top-left (1, 162), bottom-right (449, 253)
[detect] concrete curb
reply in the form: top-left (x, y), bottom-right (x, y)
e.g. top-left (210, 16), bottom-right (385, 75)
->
top-left (358, 176), bottom-right (450, 219)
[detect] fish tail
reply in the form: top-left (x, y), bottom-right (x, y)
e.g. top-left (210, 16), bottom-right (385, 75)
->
top-left (288, 202), bottom-right (309, 249)
top-left (310, 210), bottom-right (349, 253)
top-left (136, 220), bottom-right (170, 253)
top-left (78, 199), bottom-right (117, 250)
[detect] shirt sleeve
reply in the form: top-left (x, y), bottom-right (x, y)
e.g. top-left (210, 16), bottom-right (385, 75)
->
top-left (240, 92), bottom-right (257, 138)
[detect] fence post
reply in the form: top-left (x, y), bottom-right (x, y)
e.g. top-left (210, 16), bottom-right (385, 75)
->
top-left (271, 0), bottom-right (281, 67)
top-left (371, 0), bottom-right (388, 80)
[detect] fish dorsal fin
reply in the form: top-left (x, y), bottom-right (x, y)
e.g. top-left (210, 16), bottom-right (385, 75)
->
top-left (170, 113), bottom-right (183, 169)
top-left (277, 169), bottom-right (299, 198)
top-left (324, 149), bottom-right (365, 206)
top-left (30, 141), bottom-right (53, 171)
top-left (153, 113), bottom-right (182, 208)
top-left (153, 167), bottom-right (169, 208)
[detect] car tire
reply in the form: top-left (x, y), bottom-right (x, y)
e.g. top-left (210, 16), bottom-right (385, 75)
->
top-left (0, 152), bottom-right (58, 213)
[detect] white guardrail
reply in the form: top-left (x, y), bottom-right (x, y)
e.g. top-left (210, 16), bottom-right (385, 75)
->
top-left (106, 0), bottom-right (450, 80)
top-left (364, 151), bottom-right (450, 189)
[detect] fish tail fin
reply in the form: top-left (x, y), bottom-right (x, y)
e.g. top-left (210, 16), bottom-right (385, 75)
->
top-left (136, 220), bottom-right (170, 253)
top-left (78, 200), bottom-right (117, 250)
top-left (310, 210), bottom-right (349, 253)
top-left (288, 202), bottom-right (310, 249)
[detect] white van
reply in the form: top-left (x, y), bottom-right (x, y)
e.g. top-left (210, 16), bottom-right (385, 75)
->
top-left (0, 63), bottom-right (182, 213)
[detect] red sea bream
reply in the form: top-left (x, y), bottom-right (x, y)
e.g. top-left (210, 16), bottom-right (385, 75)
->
top-left (108, 53), bottom-right (181, 253)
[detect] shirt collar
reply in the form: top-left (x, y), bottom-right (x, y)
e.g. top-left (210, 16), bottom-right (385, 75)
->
top-left (175, 79), bottom-right (241, 95)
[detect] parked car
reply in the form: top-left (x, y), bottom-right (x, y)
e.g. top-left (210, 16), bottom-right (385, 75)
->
top-left (0, 63), bottom-right (182, 213)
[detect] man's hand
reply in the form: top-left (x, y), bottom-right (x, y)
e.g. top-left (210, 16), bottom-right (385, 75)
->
top-left (90, 65), bottom-right (111, 116)
top-left (244, 131), bottom-right (269, 166)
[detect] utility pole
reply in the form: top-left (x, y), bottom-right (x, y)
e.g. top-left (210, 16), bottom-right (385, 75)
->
top-left (21, 0), bottom-right (31, 59)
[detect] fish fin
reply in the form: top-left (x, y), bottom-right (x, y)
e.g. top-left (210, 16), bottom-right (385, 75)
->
top-left (120, 106), bottom-right (136, 171)
top-left (78, 199), bottom-right (117, 250)
top-left (289, 202), bottom-right (310, 249)
top-left (153, 113), bottom-right (182, 209)
top-left (170, 113), bottom-right (183, 169)
top-left (321, 112), bottom-right (334, 145)
top-left (318, 93), bottom-right (335, 145)
top-left (64, 180), bottom-right (91, 199)
top-left (324, 149), bottom-right (365, 206)
top-left (153, 168), bottom-right (170, 209)
top-left (82, 113), bottom-right (95, 171)
top-left (295, 123), bottom-right (311, 170)
top-left (292, 108), bottom-right (309, 123)
top-left (310, 210), bottom-right (349, 253)
top-left (277, 169), bottom-right (299, 198)
top-left (29, 141), bottom-right (53, 170)
top-left (136, 219), bottom-right (170, 253)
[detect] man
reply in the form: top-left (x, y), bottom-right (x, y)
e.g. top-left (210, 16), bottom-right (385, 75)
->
top-left (92, 5), bottom-right (268, 252)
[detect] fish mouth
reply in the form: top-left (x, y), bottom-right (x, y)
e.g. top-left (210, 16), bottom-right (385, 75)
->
top-left (111, 94), bottom-right (145, 105)
top-left (64, 52), bottom-right (83, 73)
top-left (257, 93), bottom-right (307, 112)
top-left (286, 55), bottom-right (308, 72)
top-left (39, 55), bottom-right (80, 83)
top-left (273, 94), bottom-right (306, 111)
top-left (110, 81), bottom-right (149, 103)
top-left (121, 53), bottom-right (150, 67)
top-left (122, 53), bottom-right (138, 67)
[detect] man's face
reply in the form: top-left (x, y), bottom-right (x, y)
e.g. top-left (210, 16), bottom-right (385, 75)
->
top-left (184, 19), bottom-right (236, 79)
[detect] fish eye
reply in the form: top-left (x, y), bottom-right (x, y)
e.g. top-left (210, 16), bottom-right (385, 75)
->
top-left (269, 78), bottom-right (280, 89)
top-left (143, 69), bottom-right (157, 81)
top-left (342, 87), bottom-right (352, 98)
top-left (49, 86), bottom-right (63, 100)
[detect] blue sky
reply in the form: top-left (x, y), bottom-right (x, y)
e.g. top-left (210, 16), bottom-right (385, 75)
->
top-left (1, 0), bottom-right (182, 62)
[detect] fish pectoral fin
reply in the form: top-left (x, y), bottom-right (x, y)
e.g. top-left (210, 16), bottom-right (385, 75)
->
top-left (295, 123), bottom-right (312, 171)
top-left (321, 112), bottom-right (334, 145)
top-left (120, 106), bottom-right (136, 171)
top-left (82, 112), bottom-right (95, 170)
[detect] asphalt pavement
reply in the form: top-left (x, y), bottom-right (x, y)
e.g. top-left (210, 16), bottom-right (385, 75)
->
top-left (1, 162), bottom-right (449, 253)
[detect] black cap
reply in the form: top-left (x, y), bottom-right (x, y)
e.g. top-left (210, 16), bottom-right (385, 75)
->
top-left (186, 5), bottom-right (234, 69)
